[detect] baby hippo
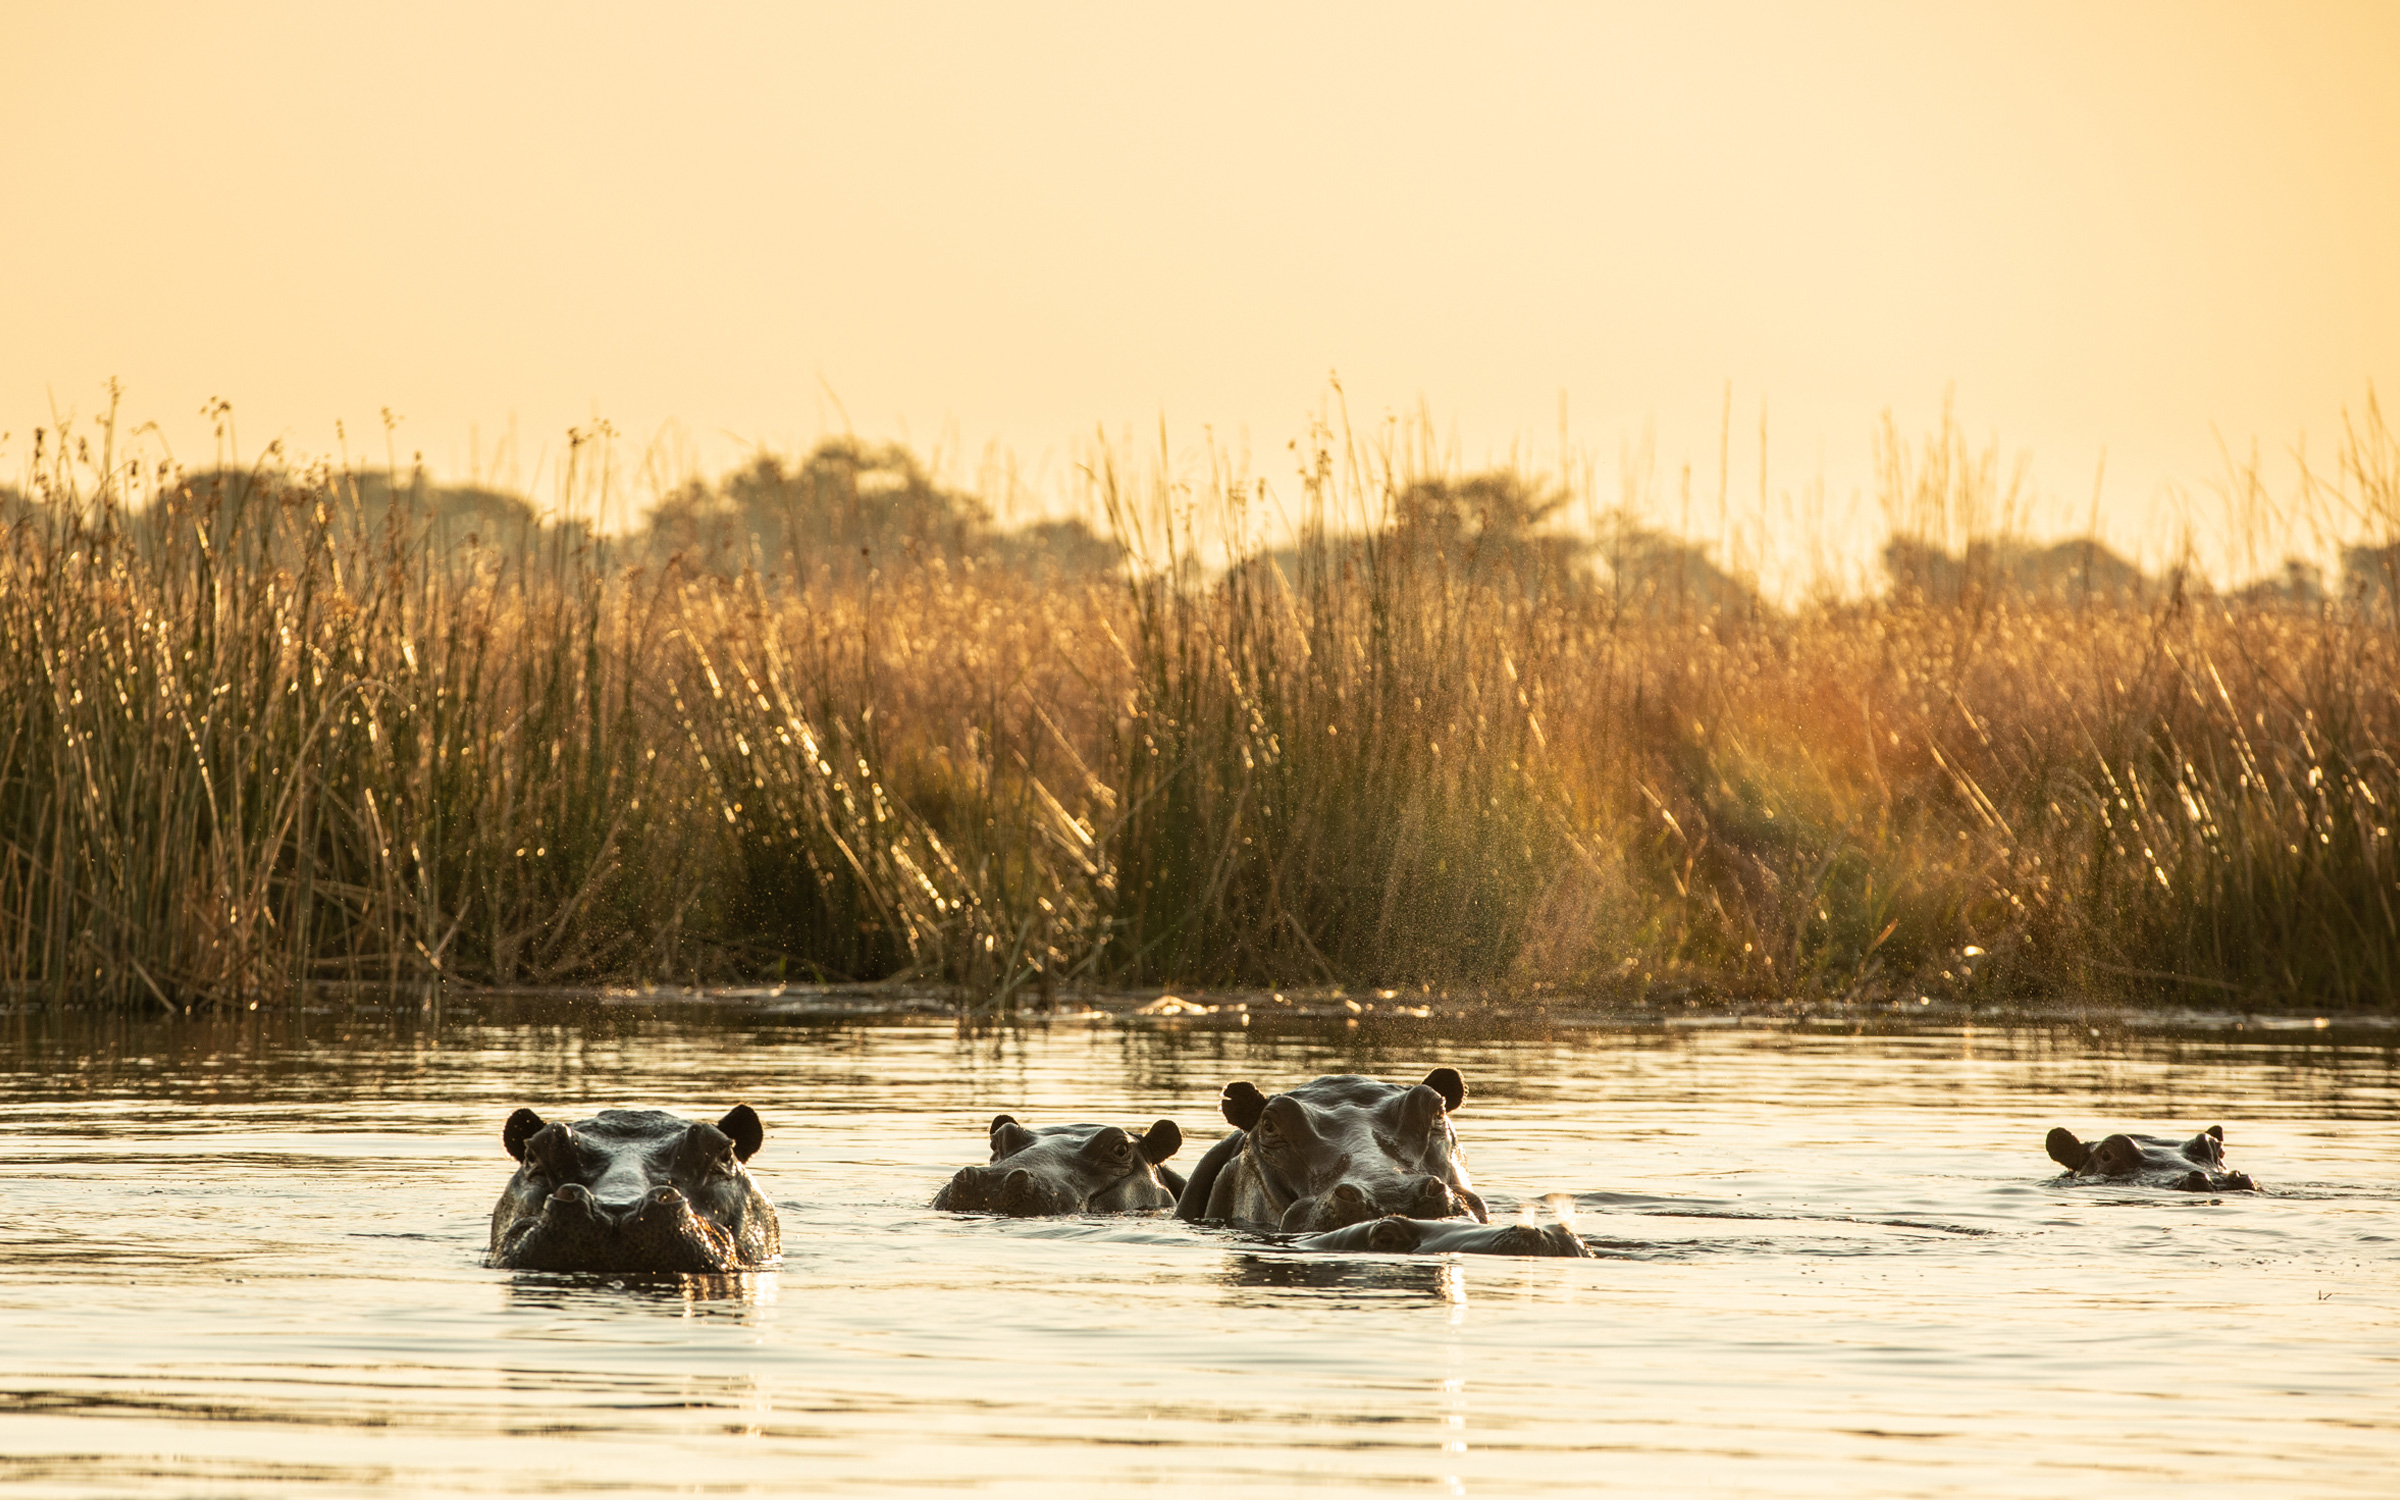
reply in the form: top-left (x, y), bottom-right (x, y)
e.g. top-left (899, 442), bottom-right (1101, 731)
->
top-left (933, 1116), bottom-right (1187, 1215)
top-left (2045, 1123), bottom-right (2258, 1191)
top-left (489, 1105), bottom-right (782, 1272)
top-left (1296, 1213), bottom-right (1594, 1258)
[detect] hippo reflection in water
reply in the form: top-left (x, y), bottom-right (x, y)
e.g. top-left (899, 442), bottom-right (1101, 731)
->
top-left (489, 1105), bottom-right (782, 1272)
top-left (1176, 1069), bottom-right (1489, 1233)
top-left (2045, 1123), bottom-right (2258, 1191)
top-left (933, 1116), bottom-right (1187, 1215)
top-left (1295, 1213), bottom-right (1594, 1258)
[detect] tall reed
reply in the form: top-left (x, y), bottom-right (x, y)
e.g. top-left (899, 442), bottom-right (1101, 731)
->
top-left (1092, 431), bottom-right (1595, 987)
top-left (4, 396), bottom-right (2396, 1010)
top-left (0, 423), bottom-right (684, 1002)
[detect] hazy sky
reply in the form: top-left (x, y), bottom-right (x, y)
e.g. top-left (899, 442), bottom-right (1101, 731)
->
top-left (4, 2), bottom-right (2394, 577)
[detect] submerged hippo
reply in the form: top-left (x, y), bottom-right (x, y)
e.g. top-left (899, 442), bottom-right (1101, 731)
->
top-left (2045, 1123), bottom-right (2257, 1191)
top-left (933, 1116), bottom-right (1187, 1215)
top-left (489, 1105), bottom-right (782, 1272)
top-left (1175, 1069), bottom-right (1490, 1233)
top-left (1295, 1213), bottom-right (1594, 1258)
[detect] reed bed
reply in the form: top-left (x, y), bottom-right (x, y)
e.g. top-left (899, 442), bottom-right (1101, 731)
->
top-left (4, 401), bottom-right (2396, 1010)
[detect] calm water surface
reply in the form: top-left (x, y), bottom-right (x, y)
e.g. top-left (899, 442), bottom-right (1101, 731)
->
top-left (1, 1002), bottom-right (2395, 1497)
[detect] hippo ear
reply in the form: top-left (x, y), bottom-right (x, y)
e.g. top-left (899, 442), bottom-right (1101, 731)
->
top-left (989, 1116), bottom-right (1039, 1159)
top-left (717, 1105), bottom-right (764, 1162)
top-left (2207, 1125), bottom-right (2224, 1142)
top-left (2045, 1127), bottom-right (2089, 1171)
top-left (1138, 1118), bottom-right (1183, 1164)
top-left (1421, 1067), bottom-right (1466, 1112)
top-left (1221, 1081), bottom-right (1268, 1131)
top-left (504, 1108), bottom-right (545, 1161)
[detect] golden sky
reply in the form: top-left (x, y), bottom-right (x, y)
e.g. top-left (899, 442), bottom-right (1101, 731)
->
top-left (4, 2), bottom-right (2395, 577)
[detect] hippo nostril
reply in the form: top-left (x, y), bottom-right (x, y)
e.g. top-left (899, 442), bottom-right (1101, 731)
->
top-left (1333, 1183), bottom-right (1368, 1206)
top-left (1366, 1216), bottom-right (1420, 1253)
top-left (543, 1184), bottom-right (603, 1220)
top-left (1413, 1176), bottom-right (1456, 1214)
top-left (631, 1187), bottom-right (688, 1222)
top-left (999, 1168), bottom-right (1051, 1214)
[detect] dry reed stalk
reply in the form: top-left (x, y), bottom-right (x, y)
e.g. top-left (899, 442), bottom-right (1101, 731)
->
top-left (3, 396), bottom-right (2395, 1010)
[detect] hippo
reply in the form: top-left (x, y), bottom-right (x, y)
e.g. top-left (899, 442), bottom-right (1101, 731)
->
top-left (489, 1105), bottom-right (782, 1272)
top-left (1175, 1069), bottom-right (1490, 1233)
top-left (1295, 1213), bottom-right (1594, 1258)
top-left (932, 1116), bottom-right (1187, 1215)
top-left (2044, 1123), bottom-right (2258, 1191)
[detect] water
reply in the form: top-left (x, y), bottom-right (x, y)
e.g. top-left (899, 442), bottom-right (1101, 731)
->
top-left (2, 1001), bottom-right (2396, 1497)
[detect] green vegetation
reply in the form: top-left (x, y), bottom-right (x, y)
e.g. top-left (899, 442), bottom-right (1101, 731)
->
top-left (4, 397), bottom-right (2397, 1011)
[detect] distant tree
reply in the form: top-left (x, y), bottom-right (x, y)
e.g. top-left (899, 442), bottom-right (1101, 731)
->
top-left (639, 437), bottom-right (1123, 585)
top-left (2231, 557), bottom-right (2328, 609)
top-left (2342, 543), bottom-right (2400, 608)
top-left (642, 439), bottom-right (988, 578)
top-left (1882, 535), bottom-right (2151, 608)
top-left (1594, 522), bottom-right (1762, 621)
top-left (2, 465), bottom-right (595, 565)
top-left (1223, 470), bottom-right (1591, 604)
top-left (163, 466), bottom-right (589, 547)
top-left (1390, 471), bottom-right (1591, 596)
top-left (984, 517), bottom-right (1127, 583)
top-left (1221, 469), bottom-right (1775, 619)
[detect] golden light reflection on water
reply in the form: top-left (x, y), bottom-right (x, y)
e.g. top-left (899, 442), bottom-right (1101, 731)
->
top-left (0, 1006), bottom-right (2395, 1495)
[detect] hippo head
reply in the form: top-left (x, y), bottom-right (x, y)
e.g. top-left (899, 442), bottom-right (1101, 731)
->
top-left (488, 1105), bottom-right (782, 1272)
top-left (1218, 1070), bottom-right (1489, 1234)
top-left (933, 1117), bottom-right (1184, 1215)
top-left (2045, 1123), bottom-right (2258, 1192)
top-left (1301, 1213), bottom-right (1595, 1259)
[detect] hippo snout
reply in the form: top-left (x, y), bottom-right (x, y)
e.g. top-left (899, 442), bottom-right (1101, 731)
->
top-left (1001, 1168), bottom-right (1056, 1215)
top-left (544, 1180), bottom-right (686, 1228)
top-left (538, 1182), bottom-right (700, 1234)
top-left (1407, 1176), bottom-right (1465, 1218)
top-left (632, 1186), bottom-right (690, 1221)
top-left (1283, 1175), bottom-right (1475, 1232)
top-left (1282, 1182), bottom-right (1382, 1232)
top-left (542, 1182), bottom-right (603, 1221)
top-left (933, 1164), bottom-right (1081, 1216)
